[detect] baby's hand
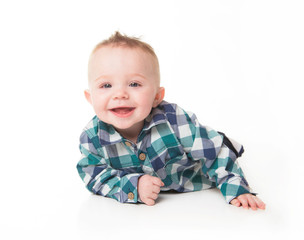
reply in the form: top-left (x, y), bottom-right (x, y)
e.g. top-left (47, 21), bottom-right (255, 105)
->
top-left (138, 175), bottom-right (164, 206)
top-left (230, 193), bottom-right (266, 210)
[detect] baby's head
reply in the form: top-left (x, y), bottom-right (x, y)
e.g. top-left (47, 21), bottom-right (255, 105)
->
top-left (85, 32), bottom-right (165, 140)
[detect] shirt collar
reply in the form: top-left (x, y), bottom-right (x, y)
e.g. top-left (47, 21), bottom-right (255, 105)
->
top-left (97, 121), bottom-right (122, 146)
top-left (97, 101), bottom-right (168, 146)
top-left (142, 103), bottom-right (168, 132)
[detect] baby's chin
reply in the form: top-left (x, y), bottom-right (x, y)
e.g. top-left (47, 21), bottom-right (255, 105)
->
top-left (97, 112), bottom-right (148, 132)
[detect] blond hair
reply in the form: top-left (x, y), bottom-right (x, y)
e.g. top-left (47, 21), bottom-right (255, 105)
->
top-left (92, 32), bottom-right (157, 57)
top-left (89, 31), bottom-right (160, 83)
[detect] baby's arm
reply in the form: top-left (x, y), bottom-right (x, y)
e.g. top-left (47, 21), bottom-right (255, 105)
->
top-left (230, 194), bottom-right (266, 210)
top-left (138, 175), bottom-right (164, 206)
top-left (78, 130), bottom-right (144, 203)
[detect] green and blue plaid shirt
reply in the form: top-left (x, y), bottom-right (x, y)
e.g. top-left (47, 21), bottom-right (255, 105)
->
top-left (77, 101), bottom-right (253, 204)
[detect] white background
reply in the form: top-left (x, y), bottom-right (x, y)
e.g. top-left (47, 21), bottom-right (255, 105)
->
top-left (0, 0), bottom-right (303, 239)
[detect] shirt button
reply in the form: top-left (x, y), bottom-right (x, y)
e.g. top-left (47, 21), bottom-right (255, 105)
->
top-left (128, 192), bottom-right (134, 200)
top-left (125, 141), bottom-right (132, 147)
top-left (139, 153), bottom-right (146, 161)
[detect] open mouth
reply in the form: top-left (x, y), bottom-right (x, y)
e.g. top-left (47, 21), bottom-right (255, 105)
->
top-left (109, 107), bottom-right (135, 117)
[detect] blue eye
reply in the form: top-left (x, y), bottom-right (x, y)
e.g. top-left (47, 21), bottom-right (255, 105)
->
top-left (101, 83), bottom-right (112, 88)
top-left (129, 82), bottom-right (140, 87)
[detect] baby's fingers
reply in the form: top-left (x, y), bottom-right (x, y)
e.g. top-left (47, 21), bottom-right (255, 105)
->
top-left (230, 199), bottom-right (241, 207)
top-left (152, 177), bottom-right (164, 187)
top-left (248, 196), bottom-right (258, 210)
top-left (152, 185), bottom-right (161, 194)
top-left (237, 195), bottom-right (249, 209)
top-left (254, 196), bottom-right (266, 210)
top-left (145, 198), bottom-right (155, 206)
top-left (142, 197), bottom-right (155, 206)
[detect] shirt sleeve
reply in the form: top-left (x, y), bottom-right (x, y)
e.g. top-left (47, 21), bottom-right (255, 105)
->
top-left (76, 130), bottom-right (143, 203)
top-left (177, 108), bottom-right (255, 204)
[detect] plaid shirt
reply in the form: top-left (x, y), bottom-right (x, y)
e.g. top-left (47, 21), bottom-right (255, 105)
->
top-left (77, 101), bottom-right (253, 204)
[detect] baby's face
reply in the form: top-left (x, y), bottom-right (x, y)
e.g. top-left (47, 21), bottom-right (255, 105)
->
top-left (86, 46), bottom-right (163, 132)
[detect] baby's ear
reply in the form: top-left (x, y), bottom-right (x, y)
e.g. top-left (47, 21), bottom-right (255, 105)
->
top-left (84, 89), bottom-right (92, 105)
top-left (153, 87), bottom-right (165, 107)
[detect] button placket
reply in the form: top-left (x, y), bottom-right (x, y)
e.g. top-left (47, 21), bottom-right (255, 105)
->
top-left (125, 141), bottom-right (132, 147)
top-left (139, 153), bottom-right (146, 161)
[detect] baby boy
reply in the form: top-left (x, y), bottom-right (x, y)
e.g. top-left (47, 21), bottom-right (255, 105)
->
top-left (77, 32), bottom-right (265, 210)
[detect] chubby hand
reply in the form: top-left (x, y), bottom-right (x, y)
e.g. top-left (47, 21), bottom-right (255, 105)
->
top-left (230, 193), bottom-right (266, 210)
top-left (138, 175), bottom-right (164, 206)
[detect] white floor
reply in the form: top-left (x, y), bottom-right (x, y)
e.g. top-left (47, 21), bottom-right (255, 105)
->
top-left (1, 187), bottom-right (298, 240)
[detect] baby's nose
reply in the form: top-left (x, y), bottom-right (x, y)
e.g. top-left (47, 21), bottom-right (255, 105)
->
top-left (113, 88), bottom-right (129, 100)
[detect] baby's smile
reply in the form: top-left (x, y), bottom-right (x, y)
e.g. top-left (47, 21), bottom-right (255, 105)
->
top-left (109, 107), bottom-right (136, 118)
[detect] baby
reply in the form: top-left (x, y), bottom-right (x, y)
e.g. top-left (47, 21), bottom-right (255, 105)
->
top-left (77, 32), bottom-right (265, 210)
